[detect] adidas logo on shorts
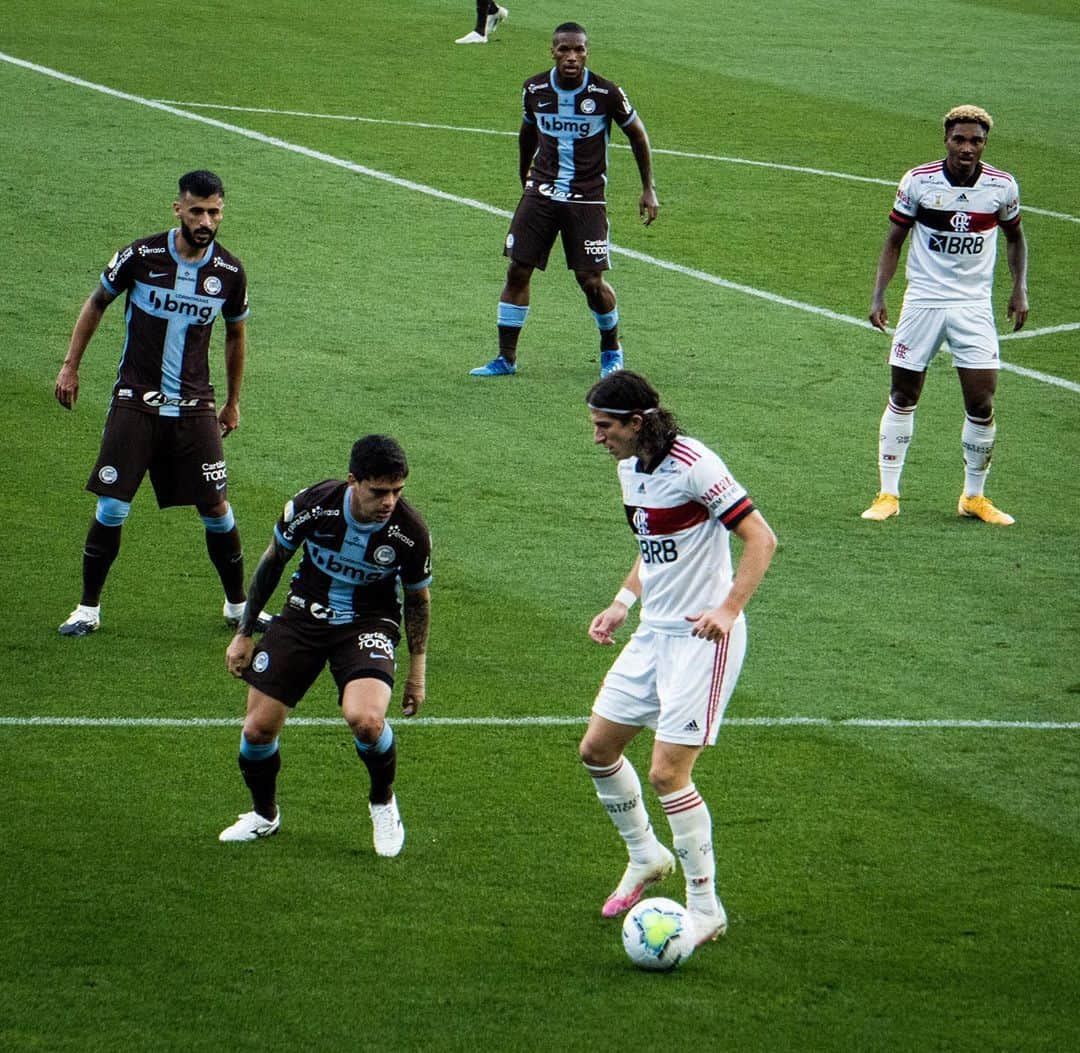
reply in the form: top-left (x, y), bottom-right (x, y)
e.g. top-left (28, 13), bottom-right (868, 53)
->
top-left (682, 719), bottom-right (700, 732)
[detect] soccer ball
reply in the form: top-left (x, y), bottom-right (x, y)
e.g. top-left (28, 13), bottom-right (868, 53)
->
top-left (621, 897), bottom-right (695, 971)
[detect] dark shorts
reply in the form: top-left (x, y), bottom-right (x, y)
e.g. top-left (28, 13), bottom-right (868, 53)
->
top-left (504, 192), bottom-right (610, 272)
top-left (241, 608), bottom-right (398, 708)
top-left (87, 404), bottom-right (227, 508)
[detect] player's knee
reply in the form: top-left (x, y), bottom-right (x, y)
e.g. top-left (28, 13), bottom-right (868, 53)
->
top-left (965, 396), bottom-right (994, 420)
top-left (349, 713), bottom-right (386, 746)
top-left (94, 496), bottom-right (131, 527)
top-left (647, 763), bottom-right (681, 796)
top-left (506, 261), bottom-right (533, 291)
top-left (241, 724), bottom-right (277, 748)
top-left (200, 505), bottom-right (235, 533)
top-left (579, 736), bottom-right (617, 769)
top-left (575, 270), bottom-right (603, 294)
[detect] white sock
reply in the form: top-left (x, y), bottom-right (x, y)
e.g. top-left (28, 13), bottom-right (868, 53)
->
top-left (878, 400), bottom-right (916, 496)
top-left (585, 758), bottom-right (664, 864)
top-left (659, 783), bottom-right (717, 913)
top-left (962, 414), bottom-right (996, 497)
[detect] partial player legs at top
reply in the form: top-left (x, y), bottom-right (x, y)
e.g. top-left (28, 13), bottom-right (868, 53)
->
top-left (456, 2), bottom-right (508, 44)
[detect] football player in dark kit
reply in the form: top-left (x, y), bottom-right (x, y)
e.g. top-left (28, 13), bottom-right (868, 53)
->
top-left (470, 22), bottom-right (659, 380)
top-left (54, 170), bottom-right (265, 637)
top-left (220, 435), bottom-right (431, 858)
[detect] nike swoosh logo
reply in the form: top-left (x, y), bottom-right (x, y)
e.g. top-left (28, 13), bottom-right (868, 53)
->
top-left (215, 482), bottom-right (227, 490)
top-left (536, 101), bottom-right (552, 108)
top-left (149, 270), bottom-right (169, 278)
top-left (368, 653), bottom-right (391, 661)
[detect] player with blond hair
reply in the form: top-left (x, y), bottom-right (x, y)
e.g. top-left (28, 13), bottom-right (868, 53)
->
top-left (862, 105), bottom-right (1028, 525)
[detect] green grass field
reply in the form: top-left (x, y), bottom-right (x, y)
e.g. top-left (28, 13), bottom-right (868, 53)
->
top-left (1, 1), bottom-right (1078, 1049)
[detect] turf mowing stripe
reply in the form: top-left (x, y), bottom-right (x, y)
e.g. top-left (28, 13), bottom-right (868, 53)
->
top-left (2, 52), bottom-right (1075, 394)
top-left (150, 99), bottom-right (1080, 226)
top-left (1, 716), bottom-right (1078, 730)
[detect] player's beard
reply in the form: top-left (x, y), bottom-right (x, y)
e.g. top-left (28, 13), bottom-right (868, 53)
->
top-left (179, 220), bottom-right (215, 250)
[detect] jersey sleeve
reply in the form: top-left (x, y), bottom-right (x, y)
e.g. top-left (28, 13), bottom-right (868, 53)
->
top-left (521, 84), bottom-right (535, 125)
top-left (274, 486), bottom-right (316, 551)
top-left (999, 178), bottom-right (1021, 227)
top-left (690, 448), bottom-right (755, 531)
top-left (612, 84), bottom-right (637, 129)
top-left (222, 262), bottom-right (249, 323)
top-left (100, 243), bottom-right (138, 296)
top-left (401, 527), bottom-right (432, 591)
top-left (889, 170), bottom-right (919, 227)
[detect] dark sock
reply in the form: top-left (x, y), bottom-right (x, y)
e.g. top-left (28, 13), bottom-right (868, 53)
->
top-left (82, 518), bottom-right (122, 606)
top-left (206, 526), bottom-right (246, 604)
top-left (356, 738), bottom-right (397, 805)
top-left (239, 749), bottom-right (281, 820)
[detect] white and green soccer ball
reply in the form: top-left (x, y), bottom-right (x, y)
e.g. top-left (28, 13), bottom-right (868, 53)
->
top-left (621, 897), bottom-right (695, 971)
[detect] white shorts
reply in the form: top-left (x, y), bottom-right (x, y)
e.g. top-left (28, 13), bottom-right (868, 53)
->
top-left (889, 303), bottom-right (1000, 372)
top-left (592, 619), bottom-right (747, 746)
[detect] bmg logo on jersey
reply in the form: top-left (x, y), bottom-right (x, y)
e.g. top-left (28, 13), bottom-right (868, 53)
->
top-left (537, 113), bottom-right (597, 138)
top-left (146, 288), bottom-right (215, 323)
top-left (928, 233), bottom-right (984, 255)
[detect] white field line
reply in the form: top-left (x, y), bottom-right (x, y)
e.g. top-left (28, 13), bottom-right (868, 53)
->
top-left (1, 716), bottom-right (1078, 731)
top-left (2, 53), bottom-right (1076, 395)
top-left (152, 100), bottom-right (1080, 226)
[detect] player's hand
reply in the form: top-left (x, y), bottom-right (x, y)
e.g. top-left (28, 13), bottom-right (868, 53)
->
top-left (55, 364), bottom-right (79, 409)
top-left (639, 187), bottom-right (660, 227)
top-left (685, 605), bottom-right (736, 642)
top-left (402, 676), bottom-right (425, 717)
top-left (589, 604), bottom-right (628, 645)
top-left (219, 402), bottom-right (240, 438)
top-left (225, 633), bottom-right (255, 678)
top-left (1007, 289), bottom-right (1029, 332)
top-left (869, 298), bottom-right (889, 332)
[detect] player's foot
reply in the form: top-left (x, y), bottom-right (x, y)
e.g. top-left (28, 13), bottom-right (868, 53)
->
top-left (219, 809), bottom-right (280, 843)
top-left (860, 492), bottom-right (899, 521)
top-left (455, 30), bottom-right (487, 44)
top-left (223, 600), bottom-right (274, 632)
top-left (485, 5), bottom-right (508, 36)
top-left (958, 494), bottom-right (1015, 526)
top-left (369, 795), bottom-right (405, 857)
top-left (688, 902), bottom-right (728, 945)
top-left (469, 355), bottom-right (517, 377)
top-left (58, 604), bottom-right (101, 637)
top-left (599, 348), bottom-right (624, 378)
top-left (600, 846), bottom-right (676, 917)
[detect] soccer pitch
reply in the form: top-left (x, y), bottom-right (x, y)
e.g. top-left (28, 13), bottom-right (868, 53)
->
top-left (1, 1), bottom-right (1078, 1049)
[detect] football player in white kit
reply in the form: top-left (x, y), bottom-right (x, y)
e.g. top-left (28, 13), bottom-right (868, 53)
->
top-left (579, 371), bottom-right (777, 947)
top-left (863, 105), bottom-right (1029, 525)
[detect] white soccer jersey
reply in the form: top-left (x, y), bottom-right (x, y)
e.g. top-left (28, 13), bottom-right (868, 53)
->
top-left (616, 436), bottom-right (754, 635)
top-left (890, 160), bottom-right (1021, 307)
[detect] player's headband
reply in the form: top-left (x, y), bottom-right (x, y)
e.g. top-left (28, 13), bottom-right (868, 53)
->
top-left (587, 403), bottom-right (659, 416)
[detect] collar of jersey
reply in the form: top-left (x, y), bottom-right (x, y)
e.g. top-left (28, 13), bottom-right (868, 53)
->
top-left (548, 67), bottom-right (590, 99)
top-left (940, 159), bottom-right (982, 189)
top-left (341, 487), bottom-right (384, 534)
top-left (168, 228), bottom-right (215, 269)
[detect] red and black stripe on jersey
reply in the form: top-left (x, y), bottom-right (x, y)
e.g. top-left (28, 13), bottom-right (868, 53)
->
top-left (623, 496), bottom-right (755, 535)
